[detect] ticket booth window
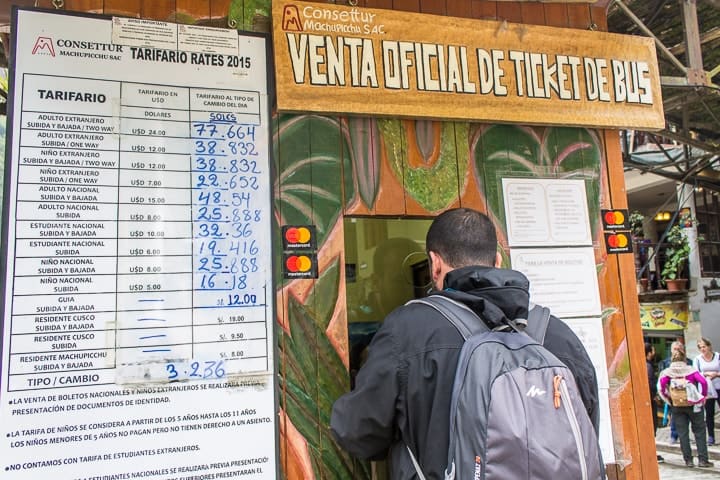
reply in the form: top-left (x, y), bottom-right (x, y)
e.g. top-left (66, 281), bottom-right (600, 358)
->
top-left (344, 217), bottom-right (431, 380)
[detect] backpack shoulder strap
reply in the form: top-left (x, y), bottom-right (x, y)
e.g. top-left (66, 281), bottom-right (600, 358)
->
top-left (524, 304), bottom-right (551, 345)
top-left (402, 295), bottom-right (488, 480)
top-left (406, 295), bottom-right (488, 340)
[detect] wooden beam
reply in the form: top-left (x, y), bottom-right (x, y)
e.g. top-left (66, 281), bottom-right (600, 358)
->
top-left (543, 3), bottom-right (569, 27)
top-left (669, 27), bottom-right (720, 56)
top-left (681, 0), bottom-right (706, 85)
top-left (103, 0), bottom-right (141, 17)
top-left (420, 0), bottom-right (446, 15)
top-left (603, 129), bottom-right (661, 480)
top-left (393, 0), bottom-right (421, 13)
top-left (471, 1), bottom-right (498, 20)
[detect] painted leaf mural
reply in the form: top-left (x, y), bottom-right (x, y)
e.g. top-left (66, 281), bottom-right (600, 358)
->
top-left (278, 259), bottom-right (370, 480)
top-left (274, 113), bottom-right (368, 479)
top-left (273, 113), bottom-right (355, 283)
top-left (414, 120), bottom-right (436, 163)
top-left (344, 117), bottom-right (381, 209)
top-left (472, 125), bottom-right (602, 241)
top-left (379, 119), bottom-right (468, 212)
top-left (544, 127), bottom-right (602, 230)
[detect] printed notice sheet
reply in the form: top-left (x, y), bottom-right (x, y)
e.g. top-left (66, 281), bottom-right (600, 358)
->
top-left (560, 318), bottom-right (609, 389)
top-left (1, 9), bottom-right (275, 479)
top-left (510, 247), bottom-right (602, 317)
top-left (502, 178), bottom-right (592, 247)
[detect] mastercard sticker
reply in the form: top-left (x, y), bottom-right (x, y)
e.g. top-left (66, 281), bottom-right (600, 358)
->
top-left (283, 254), bottom-right (318, 278)
top-left (604, 232), bottom-right (633, 254)
top-left (282, 225), bottom-right (316, 250)
top-left (600, 209), bottom-right (629, 230)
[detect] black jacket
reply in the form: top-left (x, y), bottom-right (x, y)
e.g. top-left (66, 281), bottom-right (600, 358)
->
top-left (647, 359), bottom-right (658, 397)
top-left (330, 266), bottom-right (600, 479)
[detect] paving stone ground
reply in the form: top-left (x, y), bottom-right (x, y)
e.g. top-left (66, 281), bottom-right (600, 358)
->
top-left (655, 410), bottom-right (720, 480)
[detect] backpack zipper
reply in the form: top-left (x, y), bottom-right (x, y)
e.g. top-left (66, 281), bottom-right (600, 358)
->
top-left (558, 377), bottom-right (588, 480)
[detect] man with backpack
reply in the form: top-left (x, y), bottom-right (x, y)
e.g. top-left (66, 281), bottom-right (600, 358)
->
top-left (330, 208), bottom-right (602, 479)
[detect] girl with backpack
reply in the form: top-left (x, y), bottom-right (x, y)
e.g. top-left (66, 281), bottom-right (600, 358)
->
top-left (694, 337), bottom-right (720, 446)
top-left (658, 348), bottom-right (712, 468)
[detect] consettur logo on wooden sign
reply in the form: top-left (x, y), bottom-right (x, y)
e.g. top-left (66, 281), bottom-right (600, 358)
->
top-left (272, 0), bottom-right (664, 130)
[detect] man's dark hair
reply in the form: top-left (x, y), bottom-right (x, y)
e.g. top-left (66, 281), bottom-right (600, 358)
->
top-left (426, 208), bottom-right (497, 268)
top-left (644, 342), bottom-right (653, 356)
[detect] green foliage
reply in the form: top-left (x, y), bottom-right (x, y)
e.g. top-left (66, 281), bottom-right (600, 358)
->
top-left (661, 225), bottom-right (690, 281)
top-left (629, 210), bottom-right (645, 237)
top-left (0, 72), bottom-right (7, 95)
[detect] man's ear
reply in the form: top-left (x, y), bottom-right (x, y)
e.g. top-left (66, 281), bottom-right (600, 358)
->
top-left (428, 251), bottom-right (444, 288)
top-left (494, 251), bottom-right (502, 268)
top-left (429, 251), bottom-right (441, 276)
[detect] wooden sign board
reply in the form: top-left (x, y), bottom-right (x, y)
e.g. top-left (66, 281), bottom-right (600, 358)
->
top-left (272, 0), bottom-right (664, 130)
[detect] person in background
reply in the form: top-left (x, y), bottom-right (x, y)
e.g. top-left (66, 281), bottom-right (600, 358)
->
top-left (645, 343), bottom-right (663, 463)
top-left (658, 348), bottom-right (712, 468)
top-left (661, 340), bottom-right (692, 443)
top-left (694, 337), bottom-right (720, 446)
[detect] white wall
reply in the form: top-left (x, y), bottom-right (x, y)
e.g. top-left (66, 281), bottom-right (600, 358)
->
top-left (689, 281), bottom-right (720, 354)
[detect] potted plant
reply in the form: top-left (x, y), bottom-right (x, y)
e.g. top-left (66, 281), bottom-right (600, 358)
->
top-left (629, 210), bottom-right (645, 238)
top-left (661, 224), bottom-right (691, 291)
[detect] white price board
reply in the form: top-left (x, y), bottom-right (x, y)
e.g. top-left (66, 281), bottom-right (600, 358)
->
top-left (1, 9), bottom-right (276, 480)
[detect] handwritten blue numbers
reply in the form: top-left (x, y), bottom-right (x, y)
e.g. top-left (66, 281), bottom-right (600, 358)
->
top-left (192, 113), bottom-right (261, 301)
top-left (166, 360), bottom-right (226, 381)
top-left (184, 89), bottom-right (269, 380)
top-left (144, 88), bottom-right (269, 383)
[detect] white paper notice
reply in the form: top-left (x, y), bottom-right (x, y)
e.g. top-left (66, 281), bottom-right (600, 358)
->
top-left (112, 17), bottom-right (178, 49)
top-left (2, 10), bottom-right (275, 480)
top-left (502, 178), bottom-right (592, 247)
top-left (559, 317), bottom-right (609, 389)
top-left (178, 24), bottom-right (240, 56)
top-left (553, 319), bottom-right (614, 461)
top-left (510, 247), bottom-right (602, 317)
top-left (598, 388), bottom-right (616, 463)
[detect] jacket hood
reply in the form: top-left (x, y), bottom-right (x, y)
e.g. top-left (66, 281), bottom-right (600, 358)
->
top-left (439, 266), bottom-right (530, 329)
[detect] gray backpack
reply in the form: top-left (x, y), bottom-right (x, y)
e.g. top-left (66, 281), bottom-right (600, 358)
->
top-left (406, 295), bottom-right (602, 480)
